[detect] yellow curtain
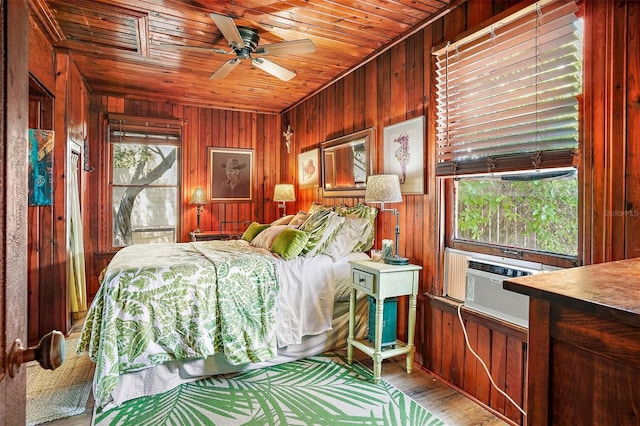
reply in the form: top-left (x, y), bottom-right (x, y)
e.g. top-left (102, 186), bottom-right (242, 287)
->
top-left (69, 152), bottom-right (87, 318)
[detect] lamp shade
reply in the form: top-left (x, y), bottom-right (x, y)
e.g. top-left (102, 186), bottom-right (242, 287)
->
top-left (273, 184), bottom-right (296, 202)
top-left (189, 187), bottom-right (207, 205)
top-left (365, 175), bottom-right (402, 204)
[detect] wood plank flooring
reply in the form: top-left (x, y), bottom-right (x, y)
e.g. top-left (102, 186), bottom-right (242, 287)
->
top-left (40, 323), bottom-right (510, 426)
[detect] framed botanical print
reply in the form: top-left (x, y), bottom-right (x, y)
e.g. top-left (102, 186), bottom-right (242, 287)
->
top-left (298, 148), bottom-right (319, 189)
top-left (208, 147), bottom-right (254, 202)
top-left (383, 116), bottom-right (425, 194)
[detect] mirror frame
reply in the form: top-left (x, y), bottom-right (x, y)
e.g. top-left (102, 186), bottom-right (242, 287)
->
top-left (320, 127), bottom-right (375, 197)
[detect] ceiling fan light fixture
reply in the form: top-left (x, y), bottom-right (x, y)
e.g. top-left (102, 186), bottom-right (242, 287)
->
top-left (203, 13), bottom-right (316, 81)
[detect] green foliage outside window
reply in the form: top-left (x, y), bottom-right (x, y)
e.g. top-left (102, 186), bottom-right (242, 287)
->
top-left (456, 174), bottom-right (578, 256)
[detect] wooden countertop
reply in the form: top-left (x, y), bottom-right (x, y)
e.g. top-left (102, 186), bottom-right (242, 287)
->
top-left (504, 258), bottom-right (640, 328)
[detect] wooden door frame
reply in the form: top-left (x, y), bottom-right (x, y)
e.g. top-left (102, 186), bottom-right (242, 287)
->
top-left (1, 0), bottom-right (30, 423)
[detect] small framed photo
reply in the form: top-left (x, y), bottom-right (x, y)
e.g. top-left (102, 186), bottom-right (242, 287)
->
top-left (383, 116), bottom-right (425, 194)
top-left (298, 148), bottom-right (319, 189)
top-left (208, 147), bottom-right (254, 202)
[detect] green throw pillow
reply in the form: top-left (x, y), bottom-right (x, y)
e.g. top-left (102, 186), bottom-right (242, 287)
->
top-left (241, 222), bottom-right (269, 242)
top-left (270, 228), bottom-right (310, 260)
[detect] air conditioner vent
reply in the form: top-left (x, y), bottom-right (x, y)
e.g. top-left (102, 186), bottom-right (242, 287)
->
top-left (467, 260), bottom-right (534, 278)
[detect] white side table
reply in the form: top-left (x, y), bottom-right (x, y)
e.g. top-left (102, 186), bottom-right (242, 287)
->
top-left (347, 260), bottom-right (422, 383)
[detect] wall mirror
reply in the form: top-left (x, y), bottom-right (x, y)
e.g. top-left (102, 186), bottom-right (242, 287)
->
top-left (321, 127), bottom-right (375, 197)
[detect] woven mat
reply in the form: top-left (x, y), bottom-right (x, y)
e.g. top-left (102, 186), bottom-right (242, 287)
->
top-left (93, 352), bottom-right (445, 425)
top-left (26, 338), bottom-right (95, 426)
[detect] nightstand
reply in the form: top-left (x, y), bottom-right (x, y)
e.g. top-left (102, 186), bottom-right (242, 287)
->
top-left (347, 260), bottom-right (422, 383)
top-left (189, 231), bottom-right (231, 242)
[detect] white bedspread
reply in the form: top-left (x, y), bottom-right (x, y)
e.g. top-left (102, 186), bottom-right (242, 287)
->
top-left (274, 251), bottom-right (368, 347)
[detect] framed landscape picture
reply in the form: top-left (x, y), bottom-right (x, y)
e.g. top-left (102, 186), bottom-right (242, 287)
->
top-left (208, 147), bottom-right (254, 202)
top-left (383, 116), bottom-right (425, 194)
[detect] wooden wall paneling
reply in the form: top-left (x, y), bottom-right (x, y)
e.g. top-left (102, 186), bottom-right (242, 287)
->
top-left (489, 331), bottom-right (507, 416)
top-left (475, 324), bottom-right (493, 407)
top-left (364, 60), bottom-right (378, 133)
top-left (353, 66), bottom-right (367, 132)
top-left (427, 300), bottom-right (443, 375)
top-left (450, 307), bottom-right (466, 388)
top-left (390, 42), bottom-right (409, 306)
top-left (332, 79), bottom-right (345, 142)
top-left (504, 336), bottom-right (525, 423)
top-left (85, 96), bottom-right (101, 298)
top-left (50, 52), bottom-right (70, 337)
top-left (28, 15), bottom-right (55, 94)
top-left (27, 207), bottom-right (39, 343)
top-left (106, 96), bottom-right (124, 114)
top-left (424, 22), bottom-right (440, 299)
top-left (27, 84), bottom-right (52, 343)
top-left (183, 105), bottom-right (201, 238)
top-left (375, 51), bottom-right (392, 248)
top-left (583, 0), bottom-right (609, 265)
top-left (238, 111), bottom-right (251, 224)
top-left (208, 108), bottom-right (221, 231)
top-left (342, 72), bottom-right (354, 135)
top-left (292, 105), bottom-right (305, 211)
top-left (441, 311), bottom-right (454, 383)
top-left (224, 109), bottom-right (236, 228)
top-left (444, 1), bottom-right (467, 43)
top-left (462, 320), bottom-right (479, 396)
top-left (257, 113), bottom-right (271, 223)
top-left (608, 0), bottom-right (628, 262)
top-left (466, 0), bottom-right (496, 27)
top-left (525, 299), bottom-right (550, 425)
top-left (624, 0), bottom-right (640, 259)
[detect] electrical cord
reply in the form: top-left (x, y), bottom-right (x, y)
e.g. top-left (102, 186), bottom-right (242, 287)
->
top-left (456, 303), bottom-right (527, 417)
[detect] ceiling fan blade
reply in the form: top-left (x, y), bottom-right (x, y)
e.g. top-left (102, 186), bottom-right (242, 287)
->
top-left (255, 39), bottom-right (316, 56)
top-left (210, 58), bottom-right (241, 80)
top-left (209, 13), bottom-right (245, 49)
top-left (251, 57), bottom-right (296, 81)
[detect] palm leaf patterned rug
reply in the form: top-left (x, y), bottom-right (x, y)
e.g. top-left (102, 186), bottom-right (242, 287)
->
top-left (92, 352), bottom-right (446, 425)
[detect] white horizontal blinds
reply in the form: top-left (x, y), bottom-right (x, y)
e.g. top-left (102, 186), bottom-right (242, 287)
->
top-left (434, 0), bottom-right (581, 177)
top-left (108, 114), bottom-right (182, 144)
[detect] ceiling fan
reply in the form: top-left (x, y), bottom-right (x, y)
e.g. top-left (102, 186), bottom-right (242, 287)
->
top-left (180, 13), bottom-right (316, 81)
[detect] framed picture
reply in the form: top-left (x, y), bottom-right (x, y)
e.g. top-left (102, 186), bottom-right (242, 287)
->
top-left (383, 116), bottom-right (425, 194)
top-left (298, 148), bottom-right (320, 189)
top-left (28, 129), bottom-right (54, 206)
top-left (208, 147), bottom-right (254, 202)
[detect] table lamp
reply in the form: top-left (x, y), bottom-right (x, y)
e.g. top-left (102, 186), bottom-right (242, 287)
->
top-left (273, 184), bottom-right (295, 217)
top-left (365, 174), bottom-right (408, 265)
top-left (189, 187), bottom-right (207, 233)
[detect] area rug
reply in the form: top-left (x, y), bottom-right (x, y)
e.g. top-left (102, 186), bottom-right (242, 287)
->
top-left (26, 338), bottom-right (95, 426)
top-left (93, 352), bottom-right (445, 425)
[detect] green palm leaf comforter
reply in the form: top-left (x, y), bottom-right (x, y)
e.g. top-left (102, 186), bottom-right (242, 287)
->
top-left (77, 240), bottom-right (279, 408)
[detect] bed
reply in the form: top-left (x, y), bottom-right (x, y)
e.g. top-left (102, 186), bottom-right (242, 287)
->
top-left (78, 203), bottom-right (377, 411)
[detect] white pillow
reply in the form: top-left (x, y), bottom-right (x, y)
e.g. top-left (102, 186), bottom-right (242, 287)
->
top-left (323, 217), bottom-right (371, 260)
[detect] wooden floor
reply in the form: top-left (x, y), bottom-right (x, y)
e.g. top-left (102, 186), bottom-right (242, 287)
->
top-left (40, 321), bottom-right (510, 426)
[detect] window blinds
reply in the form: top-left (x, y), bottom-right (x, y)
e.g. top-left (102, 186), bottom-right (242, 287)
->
top-left (433, 0), bottom-right (581, 177)
top-left (107, 114), bottom-right (182, 144)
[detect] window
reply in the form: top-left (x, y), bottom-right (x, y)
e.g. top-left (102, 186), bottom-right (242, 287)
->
top-left (108, 114), bottom-right (182, 247)
top-left (455, 170), bottom-right (578, 256)
top-left (434, 0), bottom-right (582, 262)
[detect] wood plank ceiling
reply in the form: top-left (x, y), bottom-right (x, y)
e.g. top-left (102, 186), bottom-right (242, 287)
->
top-left (30, 0), bottom-right (454, 114)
